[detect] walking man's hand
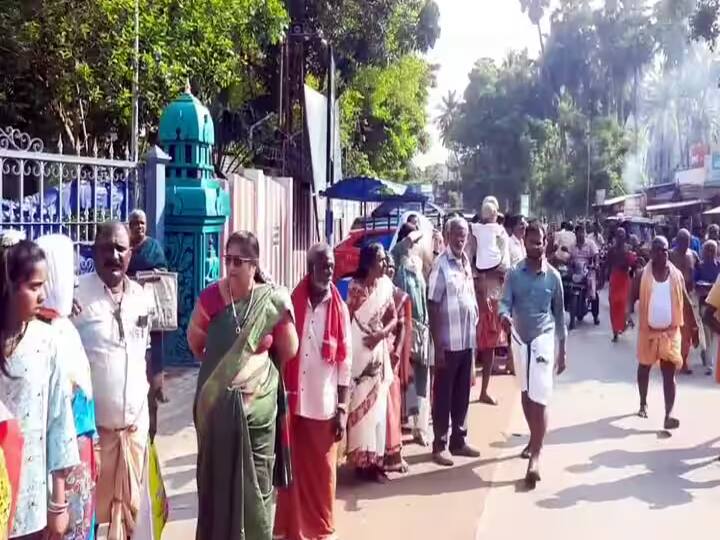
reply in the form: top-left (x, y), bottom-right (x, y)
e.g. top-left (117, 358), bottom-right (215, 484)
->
top-left (501, 315), bottom-right (512, 336)
top-left (556, 346), bottom-right (567, 375)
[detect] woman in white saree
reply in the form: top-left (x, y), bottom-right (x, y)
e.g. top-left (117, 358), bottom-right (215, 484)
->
top-left (346, 243), bottom-right (398, 483)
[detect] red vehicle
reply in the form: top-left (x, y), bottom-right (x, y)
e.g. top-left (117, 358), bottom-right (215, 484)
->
top-left (333, 227), bottom-right (395, 281)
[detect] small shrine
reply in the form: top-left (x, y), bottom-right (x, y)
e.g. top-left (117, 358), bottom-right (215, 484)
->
top-left (159, 83), bottom-right (230, 365)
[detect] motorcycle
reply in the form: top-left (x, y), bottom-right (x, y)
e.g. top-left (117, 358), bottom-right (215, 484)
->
top-left (558, 260), bottom-right (600, 331)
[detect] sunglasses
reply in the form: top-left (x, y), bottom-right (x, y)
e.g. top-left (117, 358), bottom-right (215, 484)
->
top-left (224, 255), bottom-right (257, 268)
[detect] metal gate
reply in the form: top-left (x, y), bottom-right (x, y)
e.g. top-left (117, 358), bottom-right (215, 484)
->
top-left (0, 126), bottom-right (142, 272)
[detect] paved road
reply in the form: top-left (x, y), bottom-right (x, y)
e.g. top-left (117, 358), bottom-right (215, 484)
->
top-left (155, 295), bottom-right (720, 539)
top-left (477, 297), bottom-right (720, 539)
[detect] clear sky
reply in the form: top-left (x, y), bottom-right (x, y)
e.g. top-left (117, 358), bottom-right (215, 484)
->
top-left (415, 0), bottom-right (543, 168)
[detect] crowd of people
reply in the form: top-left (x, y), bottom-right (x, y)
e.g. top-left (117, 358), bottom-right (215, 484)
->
top-left (4, 200), bottom-right (720, 540)
top-left (0, 198), bottom-right (571, 540)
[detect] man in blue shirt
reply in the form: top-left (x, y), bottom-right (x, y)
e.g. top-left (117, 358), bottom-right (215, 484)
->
top-left (500, 221), bottom-right (567, 488)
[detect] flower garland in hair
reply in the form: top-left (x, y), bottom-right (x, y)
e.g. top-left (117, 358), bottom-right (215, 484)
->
top-left (0, 230), bottom-right (25, 248)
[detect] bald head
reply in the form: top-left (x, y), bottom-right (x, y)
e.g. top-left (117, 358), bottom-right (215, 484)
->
top-left (675, 228), bottom-right (691, 252)
top-left (650, 235), bottom-right (669, 269)
top-left (95, 221), bottom-right (128, 245)
top-left (307, 243), bottom-right (334, 292)
top-left (652, 235), bottom-right (669, 250)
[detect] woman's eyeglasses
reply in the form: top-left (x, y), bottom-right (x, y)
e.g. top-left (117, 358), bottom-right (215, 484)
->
top-left (224, 255), bottom-right (257, 268)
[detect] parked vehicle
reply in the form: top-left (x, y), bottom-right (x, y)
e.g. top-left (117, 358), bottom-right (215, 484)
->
top-left (333, 227), bottom-right (395, 281)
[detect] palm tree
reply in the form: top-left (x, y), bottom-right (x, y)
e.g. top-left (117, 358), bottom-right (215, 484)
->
top-left (639, 45), bottom-right (720, 181)
top-left (519, 0), bottom-right (550, 54)
top-left (435, 90), bottom-right (461, 149)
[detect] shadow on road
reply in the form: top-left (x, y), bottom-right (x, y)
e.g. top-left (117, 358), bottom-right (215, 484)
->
top-left (336, 454), bottom-right (518, 511)
top-left (491, 414), bottom-right (660, 451)
top-left (537, 437), bottom-right (720, 510)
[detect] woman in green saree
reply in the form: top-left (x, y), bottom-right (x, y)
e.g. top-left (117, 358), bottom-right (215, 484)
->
top-left (188, 231), bottom-right (298, 540)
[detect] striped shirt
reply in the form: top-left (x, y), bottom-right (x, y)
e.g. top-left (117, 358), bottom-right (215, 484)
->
top-left (428, 248), bottom-right (479, 352)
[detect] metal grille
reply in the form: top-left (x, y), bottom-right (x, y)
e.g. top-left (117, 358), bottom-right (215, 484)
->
top-left (0, 126), bottom-right (142, 272)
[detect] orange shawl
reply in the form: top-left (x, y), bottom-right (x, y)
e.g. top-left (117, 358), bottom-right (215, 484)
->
top-left (637, 263), bottom-right (685, 368)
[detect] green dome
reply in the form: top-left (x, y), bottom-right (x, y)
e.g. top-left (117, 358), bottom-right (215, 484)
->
top-left (159, 87), bottom-right (215, 145)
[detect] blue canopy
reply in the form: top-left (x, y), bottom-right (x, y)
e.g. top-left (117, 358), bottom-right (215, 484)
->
top-left (321, 176), bottom-right (428, 203)
top-left (371, 200), bottom-right (443, 217)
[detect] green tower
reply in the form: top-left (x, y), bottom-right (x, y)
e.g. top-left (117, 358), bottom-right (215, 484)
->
top-left (159, 84), bottom-right (230, 365)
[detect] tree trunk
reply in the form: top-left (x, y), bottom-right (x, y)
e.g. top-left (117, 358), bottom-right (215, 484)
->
top-left (536, 23), bottom-right (545, 56)
top-left (633, 69), bottom-right (639, 151)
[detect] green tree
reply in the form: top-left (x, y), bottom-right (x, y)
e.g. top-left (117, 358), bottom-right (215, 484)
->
top-left (519, 0), bottom-right (551, 53)
top-left (436, 90), bottom-right (461, 148)
top-left (0, 0), bottom-right (288, 154)
top-left (450, 52), bottom-right (540, 210)
top-left (340, 55), bottom-right (433, 181)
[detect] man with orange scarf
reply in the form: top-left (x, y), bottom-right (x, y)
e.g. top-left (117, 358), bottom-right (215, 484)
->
top-left (630, 236), bottom-right (685, 430)
top-left (275, 244), bottom-right (351, 540)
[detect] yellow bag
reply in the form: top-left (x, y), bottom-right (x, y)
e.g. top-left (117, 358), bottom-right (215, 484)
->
top-left (148, 442), bottom-right (168, 539)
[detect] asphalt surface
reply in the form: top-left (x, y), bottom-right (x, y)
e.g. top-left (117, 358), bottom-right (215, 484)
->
top-left (476, 296), bottom-right (720, 539)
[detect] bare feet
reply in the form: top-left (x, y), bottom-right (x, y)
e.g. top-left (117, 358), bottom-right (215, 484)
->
top-left (478, 394), bottom-right (498, 406)
top-left (413, 432), bottom-right (430, 447)
top-left (638, 405), bottom-right (648, 418)
top-left (525, 458), bottom-right (541, 489)
top-left (520, 444), bottom-right (531, 459)
top-left (664, 416), bottom-right (680, 430)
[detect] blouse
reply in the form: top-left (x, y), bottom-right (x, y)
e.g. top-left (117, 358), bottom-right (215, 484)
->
top-left (0, 320), bottom-right (79, 537)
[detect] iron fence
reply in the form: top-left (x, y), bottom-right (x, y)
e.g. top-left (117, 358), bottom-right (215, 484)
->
top-left (0, 126), bottom-right (143, 272)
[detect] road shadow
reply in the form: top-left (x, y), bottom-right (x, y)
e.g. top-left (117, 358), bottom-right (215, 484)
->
top-left (164, 453), bottom-right (198, 468)
top-left (491, 414), bottom-right (659, 451)
top-left (335, 454), bottom-right (517, 511)
top-left (166, 466), bottom-right (198, 492)
top-left (166, 491), bottom-right (199, 523)
top-left (538, 437), bottom-right (720, 510)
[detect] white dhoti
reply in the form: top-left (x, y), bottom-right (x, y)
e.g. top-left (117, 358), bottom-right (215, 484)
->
top-left (511, 330), bottom-right (556, 406)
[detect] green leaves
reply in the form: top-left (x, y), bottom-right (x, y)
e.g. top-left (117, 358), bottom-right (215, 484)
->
top-left (0, 0), bottom-right (288, 153)
top-left (341, 55), bottom-right (433, 181)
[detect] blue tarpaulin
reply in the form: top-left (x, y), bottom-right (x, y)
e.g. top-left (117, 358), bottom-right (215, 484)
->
top-left (321, 176), bottom-right (429, 203)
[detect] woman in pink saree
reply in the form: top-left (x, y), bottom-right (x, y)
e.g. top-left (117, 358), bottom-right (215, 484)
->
top-left (346, 244), bottom-right (397, 483)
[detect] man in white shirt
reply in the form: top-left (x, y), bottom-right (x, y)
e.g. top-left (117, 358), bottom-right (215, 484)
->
top-left (275, 244), bottom-right (352, 540)
top-left (508, 215), bottom-right (527, 268)
top-left (73, 222), bottom-right (154, 539)
top-left (630, 236), bottom-right (685, 431)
